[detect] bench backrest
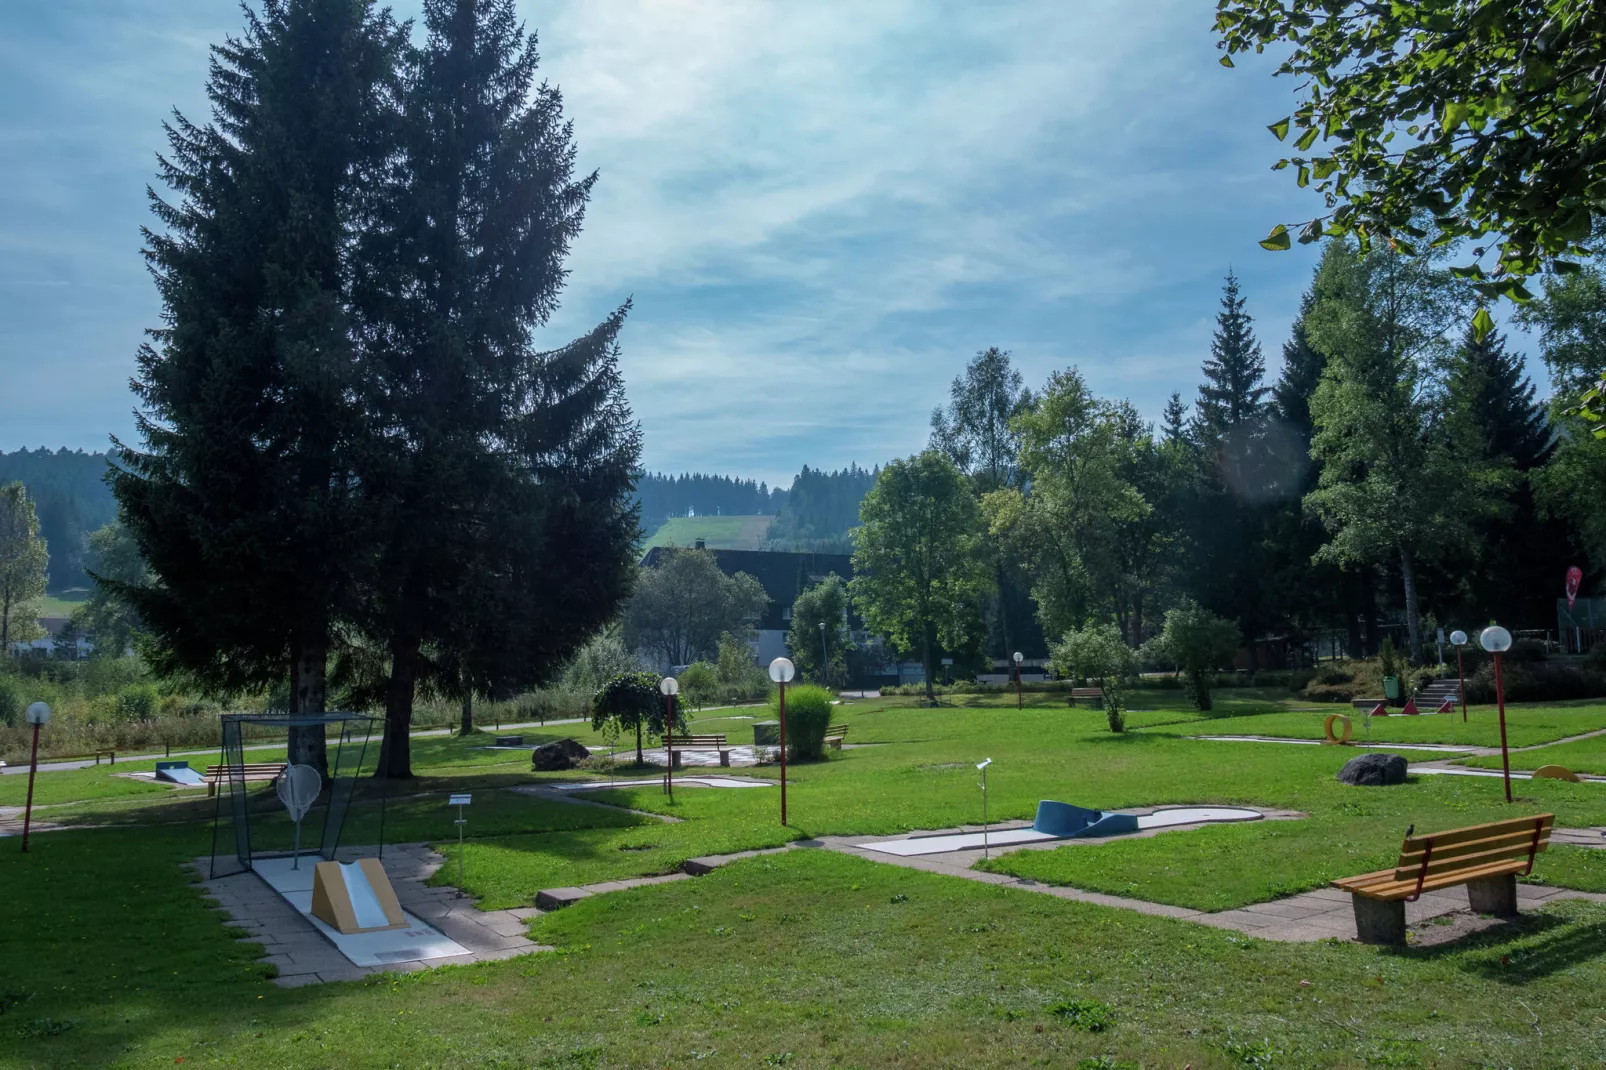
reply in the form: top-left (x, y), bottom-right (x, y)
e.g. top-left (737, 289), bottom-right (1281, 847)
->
top-left (666, 735), bottom-right (727, 746)
top-left (1392, 813), bottom-right (1554, 885)
top-left (1071, 688), bottom-right (1102, 696)
top-left (205, 763), bottom-right (287, 777)
top-left (823, 725), bottom-right (848, 737)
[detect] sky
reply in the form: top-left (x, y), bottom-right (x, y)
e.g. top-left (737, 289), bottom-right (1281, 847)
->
top-left (0, 0), bottom-right (1547, 487)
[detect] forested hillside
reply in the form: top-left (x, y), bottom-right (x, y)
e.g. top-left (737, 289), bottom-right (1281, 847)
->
top-left (634, 472), bottom-right (784, 530)
top-left (764, 464), bottom-right (879, 553)
top-left (0, 448), bottom-right (116, 590)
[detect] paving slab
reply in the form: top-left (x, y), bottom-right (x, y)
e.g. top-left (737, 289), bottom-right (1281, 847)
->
top-left (536, 886), bottom-right (593, 910)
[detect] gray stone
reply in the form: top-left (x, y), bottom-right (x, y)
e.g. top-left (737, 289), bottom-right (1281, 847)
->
top-left (1467, 873), bottom-right (1519, 916)
top-left (535, 886), bottom-right (592, 910)
top-left (1337, 752), bottom-right (1409, 786)
top-left (531, 738), bottom-right (590, 771)
top-left (1350, 893), bottom-right (1406, 945)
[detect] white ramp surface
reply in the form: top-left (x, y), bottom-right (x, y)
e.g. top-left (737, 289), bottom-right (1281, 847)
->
top-left (253, 857), bottom-right (469, 967)
top-left (858, 807), bottom-right (1264, 857)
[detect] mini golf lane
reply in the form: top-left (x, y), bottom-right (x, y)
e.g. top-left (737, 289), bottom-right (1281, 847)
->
top-left (860, 806), bottom-right (1264, 857)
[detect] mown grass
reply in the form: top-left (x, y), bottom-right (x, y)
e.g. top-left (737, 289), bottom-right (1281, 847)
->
top-left (1459, 732), bottom-right (1606, 774)
top-left (7, 838), bottom-right (1606, 1067)
top-left (1144, 700), bottom-right (1606, 748)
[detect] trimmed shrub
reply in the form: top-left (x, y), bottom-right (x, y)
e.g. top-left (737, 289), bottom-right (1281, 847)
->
top-left (1464, 662), bottom-right (1606, 704)
top-left (777, 684), bottom-right (833, 761)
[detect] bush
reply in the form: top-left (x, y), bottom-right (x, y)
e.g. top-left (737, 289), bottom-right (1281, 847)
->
top-left (1157, 599), bottom-right (1239, 711)
top-left (777, 684), bottom-right (833, 761)
top-left (1050, 623), bottom-right (1135, 732)
top-left (115, 682), bottom-right (160, 722)
top-left (1507, 638), bottom-right (1549, 664)
top-left (0, 676), bottom-right (22, 728)
top-left (679, 661), bottom-right (719, 708)
top-left (1464, 662), bottom-right (1606, 704)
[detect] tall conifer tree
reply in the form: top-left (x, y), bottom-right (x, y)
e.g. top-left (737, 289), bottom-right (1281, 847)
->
top-left (358, 0), bottom-right (639, 776)
top-left (113, 0), bottom-right (405, 772)
top-left (1195, 270), bottom-right (1270, 441)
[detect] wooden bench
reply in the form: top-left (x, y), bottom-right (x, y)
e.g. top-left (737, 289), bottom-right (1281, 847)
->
top-left (43, 749), bottom-right (117, 766)
top-left (1069, 688), bottom-right (1103, 707)
top-left (665, 735), bottom-right (731, 768)
top-left (824, 724), bottom-right (849, 750)
top-left (1333, 813), bottom-right (1554, 944)
top-left (204, 763), bottom-right (288, 797)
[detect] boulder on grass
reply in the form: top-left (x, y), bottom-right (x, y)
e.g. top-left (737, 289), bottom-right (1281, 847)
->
top-left (531, 738), bottom-right (591, 771)
top-left (1337, 752), bottom-right (1408, 786)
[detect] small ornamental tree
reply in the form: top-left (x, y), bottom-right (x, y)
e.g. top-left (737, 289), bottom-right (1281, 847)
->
top-left (1050, 622), bottom-right (1136, 732)
top-left (591, 671), bottom-right (686, 765)
top-left (1159, 599), bottom-right (1240, 711)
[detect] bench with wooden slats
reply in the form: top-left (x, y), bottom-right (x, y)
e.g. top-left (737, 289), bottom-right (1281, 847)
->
top-left (1069, 688), bottom-right (1104, 707)
top-left (824, 724), bottom-right (849, 749)
top-left (1333, 814), bottom-right (1554, 943)
top-left (203, 762), bottom-right (288, 797)
top-left (665, 734), bottom-right (731, 768)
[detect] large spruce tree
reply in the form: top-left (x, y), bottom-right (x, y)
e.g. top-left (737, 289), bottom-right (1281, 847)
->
top-left (113, 0), bottom-right (405, 772)
top-left (358, 0), bottom-right (639, 776)
top-left (1194, 270), bottom-right (1270, 441)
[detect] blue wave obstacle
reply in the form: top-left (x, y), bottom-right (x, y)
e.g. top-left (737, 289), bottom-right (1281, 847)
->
top-left (1031, 800), bottom-right (1140, 838)
top-left (861, 802), bottom-right (1262, 857)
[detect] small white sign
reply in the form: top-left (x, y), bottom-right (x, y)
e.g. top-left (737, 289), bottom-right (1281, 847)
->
top-left (448, 793), bottom-right (471, 806)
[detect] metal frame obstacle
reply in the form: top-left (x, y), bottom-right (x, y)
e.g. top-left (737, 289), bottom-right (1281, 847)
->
top-left (208, 712), bottom-right (387, 879)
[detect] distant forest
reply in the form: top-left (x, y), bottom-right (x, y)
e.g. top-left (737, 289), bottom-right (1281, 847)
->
top-left (634, 464), bottom-right (878, 553)
top-left (0, 448), bottom-right (118, 590)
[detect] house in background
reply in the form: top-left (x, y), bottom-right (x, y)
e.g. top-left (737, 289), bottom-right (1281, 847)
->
top-left (7, 616), bottom-right (91, 660)
top-left (639, 540), bottom-right (855, 666)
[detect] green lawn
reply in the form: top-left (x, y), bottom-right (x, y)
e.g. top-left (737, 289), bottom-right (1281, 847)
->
top-left (643, 514), bottom-right (773, 551)
top-left (11, 689), bottom-right (1606, 1065)
top-left (1149, 700), bottom-right (1606, 749)
top-left (1459, 732), bottom-right (1606, 774)
top-left (8, 834), bottom-right (1606, 1067)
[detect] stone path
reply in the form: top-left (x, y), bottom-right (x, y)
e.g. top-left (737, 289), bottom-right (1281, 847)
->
top-left (193, 843), bottom-right (550, 987)
top-left (529, 810), bottom-right (1606, 947)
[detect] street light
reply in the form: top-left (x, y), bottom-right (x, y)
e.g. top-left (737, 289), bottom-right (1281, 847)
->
top-left (1012, 652), bottom-right (1024, 710)
top-left (659, 676), bottom-right (679, 798)
top-left (819, 621), bottom-right (829, 687)
top-left (1481, 626), bottom-right (1514, 803)
top-left (20, 701), bottom-right (50, 853)
top-left (770, 657), bottom-right (795, 824)
top-left (1449, 629), bottom-right (1469, 723)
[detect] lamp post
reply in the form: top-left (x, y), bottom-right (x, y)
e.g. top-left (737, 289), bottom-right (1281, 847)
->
top-left (819, 621), bottom-right (828, 687)
top-left (1012, 651), bottom-right (1024, 710)
top-left (659, 676), bottom-right (679, 798)
top-left (770, 657), bottom-right (795, 824)
top-left (1449, 629), bottom-right (1469, 723)
top-left (1481, 626), bottom-right (1515, 803)
top-left (20, 701), bottom-right (50, 853)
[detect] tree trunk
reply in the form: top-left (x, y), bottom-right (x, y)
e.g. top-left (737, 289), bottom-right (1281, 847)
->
top-left (1346, 572), bottom-right (1363, 659)
top-left (460, 691), bottom-right (473, 736)
top-left (635, 719), bottom-right (644, 765)
top-left (1132, 590), bottom-right (1144, 650)
top-left (922, 619), bottom-right (937, 705)
top-left (378, 630), bottom-right (421, 778)
top-left (1400, 548), bottom-right (1422, 662)
top-left (288, 635), bottom-right (330, 777)
top-left (1362, 570), bottom-right (1379, 658)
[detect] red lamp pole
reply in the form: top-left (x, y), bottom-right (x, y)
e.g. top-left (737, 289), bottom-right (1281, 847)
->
top-left (20, 720), bottom-right (41, 853)
top-left (664, 691), bottom-right (674, 799)
top-left (1013, 652), bottom-right (1023, 710)
top-left (778, 680), bottom-right (788, 826)
top-left (1494, 651), bottom-right (1512, 803)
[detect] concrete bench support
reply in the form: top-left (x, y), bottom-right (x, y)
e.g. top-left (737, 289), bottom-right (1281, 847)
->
top-left (1351, 894), bottom-right (1406, 945)
top-left (1466, 873), bottom-right (1519, 916)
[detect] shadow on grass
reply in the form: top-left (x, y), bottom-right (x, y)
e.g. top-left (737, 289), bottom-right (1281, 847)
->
top-left (1389, 906), bottom-right (1606, 984)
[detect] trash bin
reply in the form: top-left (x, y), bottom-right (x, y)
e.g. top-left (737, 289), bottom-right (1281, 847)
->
top-left (1383, 675), bottom-right (1401, 706)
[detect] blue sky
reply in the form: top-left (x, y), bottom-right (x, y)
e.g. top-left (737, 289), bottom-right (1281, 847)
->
top-left (0, 1), bottom-right (1544, 487)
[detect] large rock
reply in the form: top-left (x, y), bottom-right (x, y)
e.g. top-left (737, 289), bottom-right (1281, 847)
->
top-left (1337, 752), bottom-right (1408, 786)
top-left (531, 738), bottom-right (591, 772)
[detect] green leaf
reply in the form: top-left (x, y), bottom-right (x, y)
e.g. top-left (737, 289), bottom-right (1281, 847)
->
top-left (1294, 125), bottom-right (1319, 151)
top-left (1298, 219), bottom-right (1323, 244)
top-left (1259, 224), bottom-right (1291, 252)
top-left (1219, 54), bottom-right (1234, 68)
top-left (1268, 117), bottom-right (1291, 141)
top-left (1554, 260), bottom-right (1583, 274)
top-left (1441, 101), bottom-right (1468, 132)
top-left (1471, 307), bottom-right (1494, 342)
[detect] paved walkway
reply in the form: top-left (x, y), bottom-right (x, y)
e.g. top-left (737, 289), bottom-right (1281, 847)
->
top-left (193, 843), bottom-right (550, 987)
top-left (528, 811), bottom-right (1606, 946)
